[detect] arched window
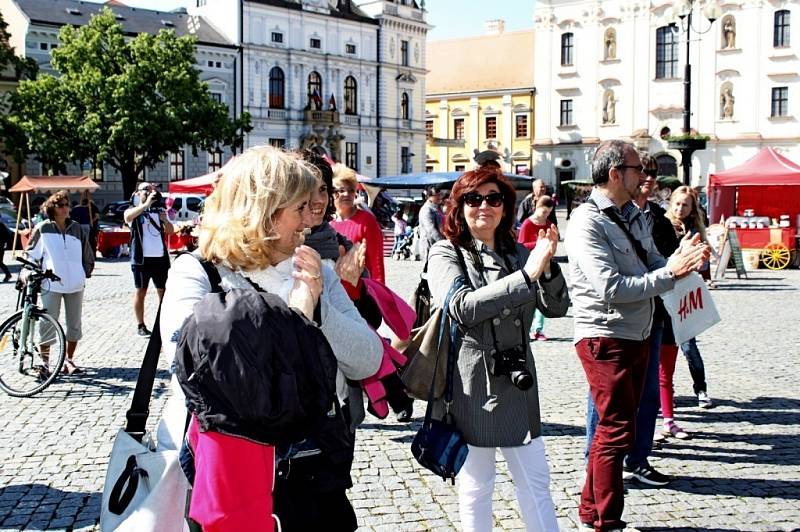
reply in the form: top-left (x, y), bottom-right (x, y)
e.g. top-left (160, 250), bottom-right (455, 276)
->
top-left (344, 76), bottom-right (357, 115)
top-left (308, 71), bottom-right (322, 108)
top-left (561, 32), bottom-right (574, 66)
top-left (401, 92), bottom-right (409, 120)
top-left (269, 66), bottom-right (284, 109)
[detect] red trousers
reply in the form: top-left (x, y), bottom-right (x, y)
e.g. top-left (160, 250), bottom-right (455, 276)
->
top-left (576, 337), bottom-right (649, 531)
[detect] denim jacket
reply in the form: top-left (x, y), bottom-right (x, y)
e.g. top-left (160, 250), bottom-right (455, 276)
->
top-left (564, 188), bottom-right (675, 343)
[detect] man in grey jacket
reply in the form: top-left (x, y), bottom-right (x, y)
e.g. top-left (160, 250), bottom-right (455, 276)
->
top-left (565, 140), bottom-right (708, 531)
top-left (417, 186), bottom-right (444, 262)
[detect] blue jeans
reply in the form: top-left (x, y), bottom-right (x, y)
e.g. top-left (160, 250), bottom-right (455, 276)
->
top-left (584, 325), bottom-right (663, 469)
top-left (681, 337), bottom-right (707, 395)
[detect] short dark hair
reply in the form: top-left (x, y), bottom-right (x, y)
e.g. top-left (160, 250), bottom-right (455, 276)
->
top-left (443, 167), bottom-right (517, 252)
top-left (426, 186), bottom-right (440, 197)
top-left (535, 195), bottom-right (554, 210)
top-left (591, 140), bottom-right (632, 185)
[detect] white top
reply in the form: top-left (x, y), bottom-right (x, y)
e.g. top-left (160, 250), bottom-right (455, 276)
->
top-left (140, 212), bottom-right (165, 257)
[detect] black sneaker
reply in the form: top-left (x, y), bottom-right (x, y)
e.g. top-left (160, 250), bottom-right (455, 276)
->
top-left (396, 404), bottom-right (413, 422)
top-left (137, 324), bottom-right (152, 337)
top-left (624, 464), bottom-right (670, 486)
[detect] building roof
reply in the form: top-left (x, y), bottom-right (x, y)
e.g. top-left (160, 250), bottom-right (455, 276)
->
top-left (13, 0), bottom-right (234, 48)
top-left (249, 0), bottom-right (378, 25)
top-left (426, 29), bottom-right (535, 95)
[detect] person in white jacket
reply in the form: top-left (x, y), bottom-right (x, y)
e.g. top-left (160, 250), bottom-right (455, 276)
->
top-left (26, 190), bottom-right (94, 376)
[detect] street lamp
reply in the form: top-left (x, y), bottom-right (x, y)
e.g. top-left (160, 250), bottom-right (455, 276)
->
top-left (667, 0), bottom-right (722, 185)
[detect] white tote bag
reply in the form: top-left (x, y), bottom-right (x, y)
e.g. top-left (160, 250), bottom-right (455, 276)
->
top-left (661, 272), bottom-right (721, 345)
top-left (100, 429), bottom-right (190, 532)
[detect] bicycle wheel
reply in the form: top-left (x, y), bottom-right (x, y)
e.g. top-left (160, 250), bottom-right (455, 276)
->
top-left (0, 309), bottom-right (66, 397)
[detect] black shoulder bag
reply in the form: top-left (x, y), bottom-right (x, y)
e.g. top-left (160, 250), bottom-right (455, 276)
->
top-left (410, 246), bottom-right (471, 485)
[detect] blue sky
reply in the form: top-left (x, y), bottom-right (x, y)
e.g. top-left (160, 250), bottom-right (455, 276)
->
top-left (84, 0), bottom-right (536, 40)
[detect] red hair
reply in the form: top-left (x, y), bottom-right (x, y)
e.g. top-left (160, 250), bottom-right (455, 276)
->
top-left (443, 167), bottom-right (517, 251)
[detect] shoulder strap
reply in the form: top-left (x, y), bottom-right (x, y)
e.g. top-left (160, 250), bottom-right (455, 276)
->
top-left (587, 198), bottom-right (649, 267)
top-left (124, 308), bottom-right (162, 441)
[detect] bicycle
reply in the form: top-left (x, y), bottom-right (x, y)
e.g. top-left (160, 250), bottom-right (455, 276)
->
top-left (0, 256), bottom-right (66, 397)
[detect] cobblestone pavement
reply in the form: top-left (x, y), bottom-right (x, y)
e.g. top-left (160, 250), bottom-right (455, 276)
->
top-left (1, 231), bottom-right (799, 531)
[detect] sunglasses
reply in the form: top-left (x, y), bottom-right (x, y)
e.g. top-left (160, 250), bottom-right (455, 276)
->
top-left (615, 164), bottom-right (644, 174)
top-left (55, 202), bottom-right (70, 208)
top-left (644, 168), bottom-right (658, 178)
top-left (463, 191), bottom-right (504, 208)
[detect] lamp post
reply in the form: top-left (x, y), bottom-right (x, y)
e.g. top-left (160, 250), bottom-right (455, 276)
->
top-left (667, 0), bottom-right (722, 186)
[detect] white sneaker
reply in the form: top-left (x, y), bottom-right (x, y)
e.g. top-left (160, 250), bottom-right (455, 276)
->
top-left (697, 391), bottom-right (714, 409)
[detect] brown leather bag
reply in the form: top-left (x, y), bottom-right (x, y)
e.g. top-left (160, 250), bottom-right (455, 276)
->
top-left (392, 306), bottom-right (449, 401)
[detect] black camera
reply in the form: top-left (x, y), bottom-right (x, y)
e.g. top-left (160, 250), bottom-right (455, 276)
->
top-left (488, 346), bottom-right (533, 390)
top-left (146, 191), bottom-right (164, 213)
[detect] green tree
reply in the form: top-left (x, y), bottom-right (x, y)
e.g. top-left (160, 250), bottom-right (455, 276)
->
top-left (7, 8), bottom-right (250, 197)
top-left (0, 10), bottom-right (38, 166)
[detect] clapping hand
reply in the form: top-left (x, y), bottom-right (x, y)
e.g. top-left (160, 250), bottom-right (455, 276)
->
top-left (288, 245), bottom-right (324, 320)
top-left (667, 233), bottom-right (711, 278)
top-left (335, 241), bottom-right (366, 286)
top-left (524, 225), bottom-right (559, 280)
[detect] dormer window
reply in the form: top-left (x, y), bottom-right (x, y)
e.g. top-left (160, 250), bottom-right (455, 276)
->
top-left (66, 8), bottom-right (81, 16)
top-left (114, 14), bottom-right (125, 21)
top-left (161, 20), bottom-right (175, 28)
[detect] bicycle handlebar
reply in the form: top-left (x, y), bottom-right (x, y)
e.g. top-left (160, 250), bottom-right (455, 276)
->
top-left (15, 256), bottom-right (62, 283)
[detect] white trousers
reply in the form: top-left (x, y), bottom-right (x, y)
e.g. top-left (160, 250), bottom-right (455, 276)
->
top-left (458, 437), bottom-right (558, 532)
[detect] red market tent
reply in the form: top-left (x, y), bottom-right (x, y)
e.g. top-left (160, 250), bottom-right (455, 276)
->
top-left (168, 156), bottom-right (238, 195)
top-left (708, 147), bottom-right (800, 224)
top-left (168, 171), bottom-right (218, 195)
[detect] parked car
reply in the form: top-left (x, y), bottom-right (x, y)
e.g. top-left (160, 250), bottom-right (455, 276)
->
top-left (167, 193), bottom-right (204, 222)
top-left (100, 200), bottom-right (130, 226)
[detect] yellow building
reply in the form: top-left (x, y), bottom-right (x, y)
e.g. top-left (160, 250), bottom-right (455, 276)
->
top-left (425, 24), bottom-right (534, 174)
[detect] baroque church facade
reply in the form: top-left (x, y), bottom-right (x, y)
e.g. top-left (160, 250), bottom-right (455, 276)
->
top-left (533, 0), bottom-right (800, 193)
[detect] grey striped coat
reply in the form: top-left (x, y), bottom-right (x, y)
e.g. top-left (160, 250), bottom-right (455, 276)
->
top-left (426, 239), bottom-right (569, 447)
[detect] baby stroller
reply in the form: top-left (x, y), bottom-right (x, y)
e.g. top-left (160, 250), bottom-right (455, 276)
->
top-left (392, 227), bottom-right (413, 260)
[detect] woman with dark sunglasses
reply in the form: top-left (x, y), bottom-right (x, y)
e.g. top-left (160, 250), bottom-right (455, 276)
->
top-left (426, 167), bottom-right (569, 531)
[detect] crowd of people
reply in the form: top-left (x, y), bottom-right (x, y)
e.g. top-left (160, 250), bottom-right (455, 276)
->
top-left (6, 138), bottom-right (724, 531)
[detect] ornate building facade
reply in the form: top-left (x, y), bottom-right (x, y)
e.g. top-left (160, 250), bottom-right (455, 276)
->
top-left (533, 0), bottom-right (800, 192)
top-left (193, 0), bottom-right (429, 177)
top-left (425, 24), bottom-right (534, 174)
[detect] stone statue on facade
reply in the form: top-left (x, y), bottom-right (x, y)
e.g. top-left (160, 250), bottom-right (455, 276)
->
top-left (326, 127), bottom-right (345, 161)
top-left (721, 84), bottom-right (735, 119)
top-left (604, 29), bottom-right (616, 60)
top-left (602, 90), bottom-right (616, 124)
top-left (300, 129), bottom-right (325, 151)
top-left (723, 17), bottom-right (736, 49)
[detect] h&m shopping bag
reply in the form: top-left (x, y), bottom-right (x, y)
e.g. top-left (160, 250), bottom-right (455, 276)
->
top-left (661, 272), bottom-right (721, 345)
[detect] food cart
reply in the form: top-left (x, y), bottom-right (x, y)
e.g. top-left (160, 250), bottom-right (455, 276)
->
top-left (708, 147), bottom-right (800, 270)
top-left (8, 175), bottom-right (99, 254)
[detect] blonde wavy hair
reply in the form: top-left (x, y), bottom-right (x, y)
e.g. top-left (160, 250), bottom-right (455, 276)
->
top-left (198, 146), bottom-right (318, 271)
top-left (332, 163), bottom-right (358, 190)
top-left (666, 185), bottom-right (707, 243)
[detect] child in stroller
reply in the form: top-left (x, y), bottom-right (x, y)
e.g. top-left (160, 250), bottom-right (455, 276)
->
top-left (391, 209), bottom-right (413, 260)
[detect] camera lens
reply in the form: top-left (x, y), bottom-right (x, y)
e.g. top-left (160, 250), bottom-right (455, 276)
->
top-left (510, 370), bottom-right (534, 391)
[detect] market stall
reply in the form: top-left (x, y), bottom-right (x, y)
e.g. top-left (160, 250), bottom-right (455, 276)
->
top-left (708, 147), bottom-right (800, 269)
top-left (8, 175), bottom-right (99, 254)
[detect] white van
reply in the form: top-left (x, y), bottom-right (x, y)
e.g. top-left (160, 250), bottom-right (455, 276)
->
top-left (167, 194), bottom-right (204, 222)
